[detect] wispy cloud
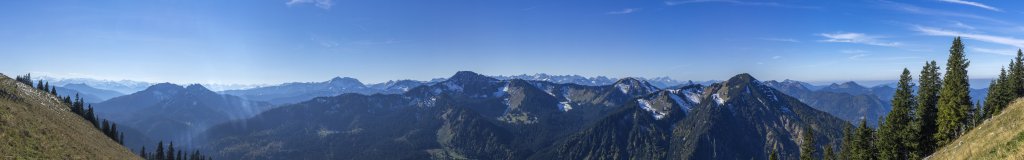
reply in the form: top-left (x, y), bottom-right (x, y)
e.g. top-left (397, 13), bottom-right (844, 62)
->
top-left (952, 21), bottom-right (975, 30)
top-left (849, 54), bottom-right (869, 60)
top-left (914, 26), bottom-right (1024, 48)
top-left (760, 37), bottom-right (800, 43)
top-left (819, 32), bottom-right (901, 47)
top-left (664, 0), bottom-right (818, 9)
top-left (938, 0), bottom-right (1001, 12)
top-left (772, 56), bottom-right (782, 59)
top-left (606, 8), bottom-right (641, 15)
top-left (841, 49), bottom-right (868, 54)
top-left (972, 47), bottom-right (1016, 56)
top-left (879, 0), bottom-right (1005, 24)
top-left (286, 0), bottom-right (333, 10)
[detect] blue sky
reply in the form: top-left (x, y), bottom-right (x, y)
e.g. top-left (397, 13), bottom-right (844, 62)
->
top-left (2, 0), bottom-right (1024, 85)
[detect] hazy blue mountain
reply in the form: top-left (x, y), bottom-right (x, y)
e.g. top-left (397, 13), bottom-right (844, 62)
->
top-left (197, 72), bottom-right (848, 159)
top-left (492, 73), bottom-right (696, 88)
top-left (94, 83), bottom-right (273, 151)
top-left (221, 77), bottom-right (386, 105)
top-left (41, 76), bottom-right (153, 94)
top-left (58, 83), bottom-right (124, 102)
top-left (197, 71), bottom-right (661, 159)
top-left (765, 80), bottom-right (890, 127)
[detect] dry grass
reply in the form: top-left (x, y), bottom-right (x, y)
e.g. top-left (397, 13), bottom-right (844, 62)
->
top-left (928, 98), bottom-right (1024, 160)
top-left (0, 74), bottom-right (140, 159)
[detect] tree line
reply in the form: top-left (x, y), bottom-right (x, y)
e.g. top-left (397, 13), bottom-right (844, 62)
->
top-left (13, 74), bottom-right (211, 159)
top-left (138, 141), bottom-right (211, 160)
top-left (829, 37), bottom-right (1020, 159)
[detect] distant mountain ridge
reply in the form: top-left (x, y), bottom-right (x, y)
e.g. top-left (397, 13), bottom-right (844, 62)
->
top-left (197, 72), bottom-right (850, 159)
top-left (95, 83), bottom-right (273, 151)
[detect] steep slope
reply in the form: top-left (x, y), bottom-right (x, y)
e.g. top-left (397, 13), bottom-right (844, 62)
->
top-left (0, 74), bottom-right (139, 159)
top-left (535, 73), bottom-right (851, 159)
top-left (764, 80), bottom-right (890, 126)
top-left (95, 83), bottom-right (273, 151)
top-left (929, 98), bottom-right (1024, 159)
top-left (198, 71), bottom-right (659, 159)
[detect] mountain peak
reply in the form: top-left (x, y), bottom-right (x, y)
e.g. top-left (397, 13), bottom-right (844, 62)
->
top-left (327, 77), bottom-right (364, 86)
top-left (146, 83), bottom-right (185, 92)
top-left (724, 73), bottom-right (759, 86)
top-left (185, 84), bottom-right (210, 91)
top-left (613, 77), bottom-right (659, 94)
top-left (448, 71), bottom-right (497, 83)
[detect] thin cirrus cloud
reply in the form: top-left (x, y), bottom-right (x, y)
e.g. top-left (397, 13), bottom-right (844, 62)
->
top-left (914, 26), bottom-right (1024, 48)
top-left (606, 8), bottom-right (641, 15)
top-left (937, 0), bottom-right (1001, 12)
top-left (759, 38), bottom-right (800, 43)
top-left (286, 0), bottom-right (333, 10)
top-left (664, 0), bottom-right (818, 9)
top-left (972, 47), bottom-right (1017, 56)
top-left (818, 32), bottom-right (901, 47)
top-left (879, 0), bottom-right (1006, 24)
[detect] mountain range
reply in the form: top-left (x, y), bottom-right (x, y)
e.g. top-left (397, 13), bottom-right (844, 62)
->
top-left (94, 83), bottom-right (274, 151)
top-left (193, 71), bottom-right (850, 159)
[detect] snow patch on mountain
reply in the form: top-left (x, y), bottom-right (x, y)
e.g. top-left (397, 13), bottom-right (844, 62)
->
top-left (558, 101), bottom-right (573, 112)
top-left (637, 99), bottom-right (668, 120)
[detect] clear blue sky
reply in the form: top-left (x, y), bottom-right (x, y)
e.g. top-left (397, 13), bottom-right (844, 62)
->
top-left (2, 0), bottom-right (1024, 84)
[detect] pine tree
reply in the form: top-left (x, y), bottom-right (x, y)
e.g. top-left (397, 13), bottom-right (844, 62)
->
top-left (984, 68), bottom-right (1007, 119)
top-left (877, 69), bottom-right (915, 160)
top-left (840, 125), bottom-right (855, 159)
top-left (43, 81), bottom-right (49, 92)
top-left (140, 146), bottom-right (148, 159)
top-left (86, 105), bottom-right (97, 128)
top-left (824, 143), bottom-right (836, 160)
top-left (156, 141), bottom-right (165, 160)
top-left (936, 37), bottom-right (972, 147)
top-left (109, 123), bottom-right (118, 140)
top-left (50, 87), bottom-right (56, 95)
top-left (119, 132), bottom-right (125, 145)
top-left (854, 119), bottom-right (875, 160)
top-left (801, 127), bottom-right (816, 160)
top-left (168, 142), bottom-right (175, 160)
top-left (1010, 49), bottom-right (1024, 96)
top-left (36, 80), bottom-right (43, 90)
top-left (177, 150), bottom-right (182, 160)
top-left (101, 120), bottom-right (111, 137)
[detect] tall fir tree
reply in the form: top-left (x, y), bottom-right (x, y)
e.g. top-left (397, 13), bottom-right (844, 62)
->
top-left (854, 119), bottom-right (876, 160)
top-left (155, 141), bottom-right (165, 160)
top-left (140, 146), bottom-right (148, 159)
top-left (840, 125), bottom-right (855, 159)
top-left (935, 37), bottom-right (972, 147)
top-left (824, 143), bottom-right (836, 160)
top-left (801, 127), bottom-right (816, 160)
top-left (877, 68), bottom-right (916, 160)
top-left (1010, 49), bottom-right (1024, 96)
top-left (168, 142), bottom-right (175, 160)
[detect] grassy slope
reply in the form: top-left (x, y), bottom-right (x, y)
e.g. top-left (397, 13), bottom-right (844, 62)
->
top-left (0, 74), bottom-right (140, 159)
top-left (929, 98), bottom-right (1024, 159)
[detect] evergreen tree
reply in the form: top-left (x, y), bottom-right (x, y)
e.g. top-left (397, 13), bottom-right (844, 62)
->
top-left (878, 68), bottom-right (917, 160)
top-left (156, 141), bottom-right (165, 160)
top-left (43, 81), bottom-right (49, 92)
top-left (801, 127), bottom-right (816, 160)
top-left (119, 132), bottom-right (125, 145)
top-left (101, 120), bottom-right (110, 137)
top-left (86, 105), bottom-right (97, 128)
top-left (1010, 49), bottom-right (1024, 96)
top-left (50, 87), bottom-right (56, 95)
top-left (824, 143), bottom-right (836, 160)
top-left (984, 68), bottom-right (1008, 119)
top-left (936, 37), bottom-right (972, 147)
top-left (853, 119), bottom-right (875, 160)
top-left (109, 123), bottom-right (118, 140)
top-left (36, 80), bottom-right (43, 90)
top-left (840, 125), bottom-right (855, 159)
top-left (168, 142), bottom-right (175, 160)
top-left (140, 146), bottom-right (148, 159)
top-left (177, 150), bottom-right (182, 160)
